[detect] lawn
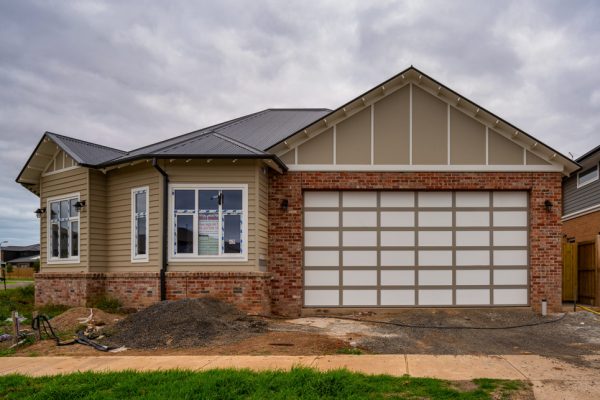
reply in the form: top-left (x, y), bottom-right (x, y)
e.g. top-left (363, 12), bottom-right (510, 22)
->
top-left (0, 368), bottom-right (526, 399)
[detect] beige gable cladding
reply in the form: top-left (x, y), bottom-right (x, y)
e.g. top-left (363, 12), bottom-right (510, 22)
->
top-left (274, 68), bottom-right (572, 174)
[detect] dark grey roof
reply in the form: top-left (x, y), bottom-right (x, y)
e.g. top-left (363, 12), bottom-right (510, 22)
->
top-left (2, 244), bottom-right (40, 252)
top-left (7, 255), bottom-right (40, 263)
top-left (576, 143), bottom-right (600, 163)
top-left (46, 132), bottom-right (126, 165)
top-left (99, 108), bottom-right (329, 166)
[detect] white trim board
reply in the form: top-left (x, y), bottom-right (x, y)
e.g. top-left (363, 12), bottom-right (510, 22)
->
top-left (287, 164), bottom-right (563, 172)
top-left (562, 203), bottom-right (600, 221)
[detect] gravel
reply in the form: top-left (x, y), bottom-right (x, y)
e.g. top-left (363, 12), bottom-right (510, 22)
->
top-left (102, 298), bottom-right (266, 349)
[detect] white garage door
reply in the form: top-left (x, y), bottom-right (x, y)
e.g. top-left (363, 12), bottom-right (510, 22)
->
top-left (303, 191), bottom-right (529, 307)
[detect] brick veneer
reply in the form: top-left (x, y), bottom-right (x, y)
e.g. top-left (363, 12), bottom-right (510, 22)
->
top-left (563, 209), bottom-right (600, 243)
top-left (35, 271), bottom-right (271, 315)
top-left (268, 171), bottom-right (563, 316)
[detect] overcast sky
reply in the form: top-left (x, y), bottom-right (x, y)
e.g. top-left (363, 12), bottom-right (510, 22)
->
top-left (1, 0), bottom-right (599, 245)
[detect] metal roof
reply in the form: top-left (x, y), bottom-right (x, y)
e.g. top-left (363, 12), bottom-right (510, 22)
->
top-left (46, 132), bottom-right (126, 165)
top-left (1, 244), bottom-right (40, 252)
top-left (6, 255), bottom-right (40, 263)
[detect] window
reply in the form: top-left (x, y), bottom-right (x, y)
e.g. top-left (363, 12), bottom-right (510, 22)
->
top-left (48, 195), bottom-right (79, 262)
top-left (577, 165), bottom-right (599, 188)
top-left (171, 185), bottom-right (246, 260)
top-left (131, 187), bottom-right (149, 261)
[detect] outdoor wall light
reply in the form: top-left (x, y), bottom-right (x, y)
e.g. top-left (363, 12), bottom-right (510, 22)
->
top-left (281, 199), bottom-right (289, 212)
top-left (34, 207), bottom-right (46, 218)
top-left (73, 200), bottom-right (87, 212)
top-left (544, 200), bottom-right (553, 213)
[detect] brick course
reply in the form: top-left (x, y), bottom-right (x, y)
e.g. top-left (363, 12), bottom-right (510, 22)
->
top-left (563, 209), bottom-right (600, 243)
top-left (268, 171), bottom-right (563, 316)
top-left (35, 271), bottom-right (271, 315)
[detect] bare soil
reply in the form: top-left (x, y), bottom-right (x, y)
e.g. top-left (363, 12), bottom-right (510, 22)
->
top-left (48, 307), bottom-right (123, 334)
top-left (11, 301), bottom-right (600, 370)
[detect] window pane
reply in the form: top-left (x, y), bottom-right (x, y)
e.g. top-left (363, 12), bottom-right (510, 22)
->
top-left (176, 215), bottom-right (193, 254)
top-left (579, 167), bottom-right (598, 186)
top-left (71, 221), bottom-right (79, 257)
top-left (60, 200), bottom-right (70, 219)
top-left (50, 202), bottom-right (59, 221)
top-left (222, 190), bottom-right (242, 210)
top-left (51, 223), bottom-right (59, 257)
top-left (70, 199), bottom-right (79, 217)
top-left (198, 213), bottom-right (219, 255)
top-left (199, 190), bottom-right (219, 211)
top-left (60, 221), bottom-right (69, 258)
top-left (136, 217), bottom-right (146, 255)
top-left (174, 190), bottom-right (195, 210)
top-left (223, 214), bottom-right (241, 254)
top-left (136, 191), bottom-right (146, 214)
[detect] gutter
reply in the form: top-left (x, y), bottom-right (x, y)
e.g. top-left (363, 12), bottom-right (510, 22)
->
top-left (152, 158), bottom-right (169, 301)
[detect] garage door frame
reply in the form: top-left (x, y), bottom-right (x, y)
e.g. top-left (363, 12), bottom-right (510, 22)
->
top-left (302, 190), bottom-right (530, 308)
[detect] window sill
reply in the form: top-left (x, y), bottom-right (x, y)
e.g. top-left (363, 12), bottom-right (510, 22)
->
top-left (131, 257), bottom-right (149, 263)
top-left (577, 178), bottom-right (598, 189)
top-left (47, 258), bottom-right (80, 265)
top-left (169, 256), bottom-right (248, 263)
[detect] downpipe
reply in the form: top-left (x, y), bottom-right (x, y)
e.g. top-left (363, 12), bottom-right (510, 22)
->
top-left (152, 158), bottom-right (169, 301)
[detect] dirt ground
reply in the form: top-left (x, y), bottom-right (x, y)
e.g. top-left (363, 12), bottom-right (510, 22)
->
top-left (10, 304), bottom-right (600, 369)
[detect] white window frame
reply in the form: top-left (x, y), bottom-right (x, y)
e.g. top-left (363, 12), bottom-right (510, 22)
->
top-left (168, 183), bottom-right (248, 262)
top-left (47, 192), bottom-right (80, 264)
top-left (131, 186), bottom-right (149, 262)
top-left (577, 164), bottom-right (599, 188)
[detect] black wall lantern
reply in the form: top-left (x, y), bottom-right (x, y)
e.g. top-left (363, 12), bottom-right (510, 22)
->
top-left (34, 207), bottom-right (46, 219)
top-left (544, 200), bottom-right (553, 213)
top-left (73, 200), bottom-right (86, 212)
top-left (280, 199), bottom-right (289, 212)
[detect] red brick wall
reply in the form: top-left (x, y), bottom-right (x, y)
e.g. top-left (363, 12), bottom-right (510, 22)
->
top-left (268, 171), bottom-right (563, 315)
top-left (35, 271), bottom-right (271, 314)
top-left (563, 210), bottom-right (600, 243)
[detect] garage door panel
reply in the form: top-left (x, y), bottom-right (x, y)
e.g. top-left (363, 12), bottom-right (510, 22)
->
top-left (305, 211), bottom-right (339, 227)
top-left (303, 190), bottom-right (529, 307)
top-left (343, 270), bottom-right (377, 286)
top-left (305, 192), bottom-right (339, 207)
top-left (343, 251), bottom-right (377, 266)
top-left (343, 211), bottom-right (377, 227)
top-left (305, 231), bottom-right (339, 247)
top-left (380, 192), bottom-right (414, 207)
top-left (305, 250), bottom-right (339, 266)
top-left (381, 290), bottom-right (415, 305)
top-left (305, 290), bottom-right (339, 306)
top-left (305, 270), bottom-right (339, 286)
top-left (343, 290), bottom-right (377, 306)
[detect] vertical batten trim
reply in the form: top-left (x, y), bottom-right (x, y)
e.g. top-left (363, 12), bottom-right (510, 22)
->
top-left (485, 126), bottom-right (489, 165)
top-left (333, 125), bottom-right (337, 165)
top-left (523, 148), bottom-right (527, 165)
top-left (294, 147), bottom-right (298, 164)
top-left (370, 104), bottom-right (375, 165)
top-left (447, 104), bottom-right (451, 165)
top-left (409, 83), bottom-right (413, 165)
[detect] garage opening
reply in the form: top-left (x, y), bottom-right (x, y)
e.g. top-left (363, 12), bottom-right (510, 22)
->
top-left (303, 191), bottom-right (529, 307)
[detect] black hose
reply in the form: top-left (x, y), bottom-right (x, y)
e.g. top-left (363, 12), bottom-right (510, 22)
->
top-left (262, 313), bottom-right (567, 330)
top-left (31, 315), bottom-right (114, 351)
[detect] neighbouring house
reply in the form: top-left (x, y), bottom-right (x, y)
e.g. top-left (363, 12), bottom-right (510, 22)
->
top-left (0, 244), bottom-right (40, 268)
top-left (562, 145), bottom-right (600, 305)
top-left (16, 67), bottom-right (579, 315)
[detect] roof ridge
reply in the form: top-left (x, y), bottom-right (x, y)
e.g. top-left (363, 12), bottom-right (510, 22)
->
top-left (210, 109), bottom-right (272, 135)
top-left (211, 132), bottom-right (265, 155)
top-left (46, 131), bottom-right (126, 154)
top-left (266, 108), bottom-right (332, 111)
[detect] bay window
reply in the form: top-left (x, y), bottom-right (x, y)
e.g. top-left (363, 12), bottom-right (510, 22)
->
top-left (171, 185), bottom-right (246, 260)
top-left (48, 195), bottom-right (79, 262)
top-left (131, 187), bottom-right (149, 261)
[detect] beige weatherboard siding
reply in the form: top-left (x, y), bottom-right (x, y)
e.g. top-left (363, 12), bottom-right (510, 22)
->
top-left (40, 167), bottom-right (88, 272)
top-left (274, 74), bottom-right (562, 173)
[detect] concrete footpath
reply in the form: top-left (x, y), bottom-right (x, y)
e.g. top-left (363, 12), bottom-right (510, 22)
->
top-left (1, 355), bottom-right (599, 399)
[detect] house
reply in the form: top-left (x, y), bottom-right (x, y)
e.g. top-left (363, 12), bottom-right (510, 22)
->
top-left (0, 244), bottom-right (40, 268)
top-left (16, 66), bottom-right (579, 315)
top-left (562, 145), bottom-right (600, 305)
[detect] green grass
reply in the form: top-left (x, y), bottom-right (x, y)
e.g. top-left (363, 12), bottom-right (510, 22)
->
top-left (87, 294), bottom-right (122, 313)
top-left (0, 368), bottom-right (526, 400)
